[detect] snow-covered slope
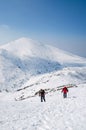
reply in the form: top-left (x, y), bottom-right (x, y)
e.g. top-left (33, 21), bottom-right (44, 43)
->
top-left (0, 37), bottom-right (86, 130)
top-left (0, 83), bottom-right (86, 130)
top-left (0, 37), bottom-right (86, 91)
top-left (1, 37), bottom-right (86, 64)
top-left (11, 66), bottom-right (85, 101)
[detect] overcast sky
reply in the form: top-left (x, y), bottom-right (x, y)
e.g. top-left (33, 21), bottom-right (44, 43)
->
top-left (0, 0), bottom-right (86, 57)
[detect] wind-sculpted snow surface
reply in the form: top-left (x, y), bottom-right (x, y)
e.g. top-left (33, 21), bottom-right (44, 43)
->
top-left (0, 37), bottom-right (86, 91)
top-left (0, 84), bottom-right (86, 130)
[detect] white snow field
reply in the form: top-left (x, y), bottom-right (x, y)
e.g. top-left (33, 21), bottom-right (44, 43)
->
top-left (0, 84), bottom-right (86, 130)
top-left (0, 37), bottom-right (86, 130)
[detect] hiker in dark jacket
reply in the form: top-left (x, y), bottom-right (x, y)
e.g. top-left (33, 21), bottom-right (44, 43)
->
top-left (39, 89), bottom-right (46, 102)
top-left (62, 86), bottom-right (68, 98)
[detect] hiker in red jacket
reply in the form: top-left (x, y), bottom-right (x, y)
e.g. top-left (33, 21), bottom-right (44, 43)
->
top-left (62, 86), bottom-right (68, 98)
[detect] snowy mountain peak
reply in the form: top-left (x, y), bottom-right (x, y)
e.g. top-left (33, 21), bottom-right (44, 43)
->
top-left (0, 37), bottom-right (38, 56)
top-left (0, 37), bottom-right (86, 91)
top-left (0, 37), bottom-right (86, 62)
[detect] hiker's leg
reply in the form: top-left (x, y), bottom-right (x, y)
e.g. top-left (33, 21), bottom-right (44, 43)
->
top-left (43, 95), bottom-right (46, 102)
top-left (63, 93), bottom-right (67, 98)
top-left (41, 96), bottom-right (43, 102)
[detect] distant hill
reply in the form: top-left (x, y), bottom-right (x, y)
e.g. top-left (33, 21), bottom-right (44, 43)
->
top-left (0, 37), bottom-right (86, 91)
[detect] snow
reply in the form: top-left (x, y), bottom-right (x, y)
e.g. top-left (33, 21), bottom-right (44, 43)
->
top-left (0, 37), bottom-right (86, 64)
top-left (0, 37), bottom-right (86, 130)
top-left (0, 37), bottom-right (86, 91)
top-left (11, 66), bottom-right (86, 100)
top-left (0, 84), bottom-right (86, 130)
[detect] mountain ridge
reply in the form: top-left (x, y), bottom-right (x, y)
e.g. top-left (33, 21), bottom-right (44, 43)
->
top-left (0, 37), bottom-right (86, 91)
top-left (0, 37), bottom-right (86, 62)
